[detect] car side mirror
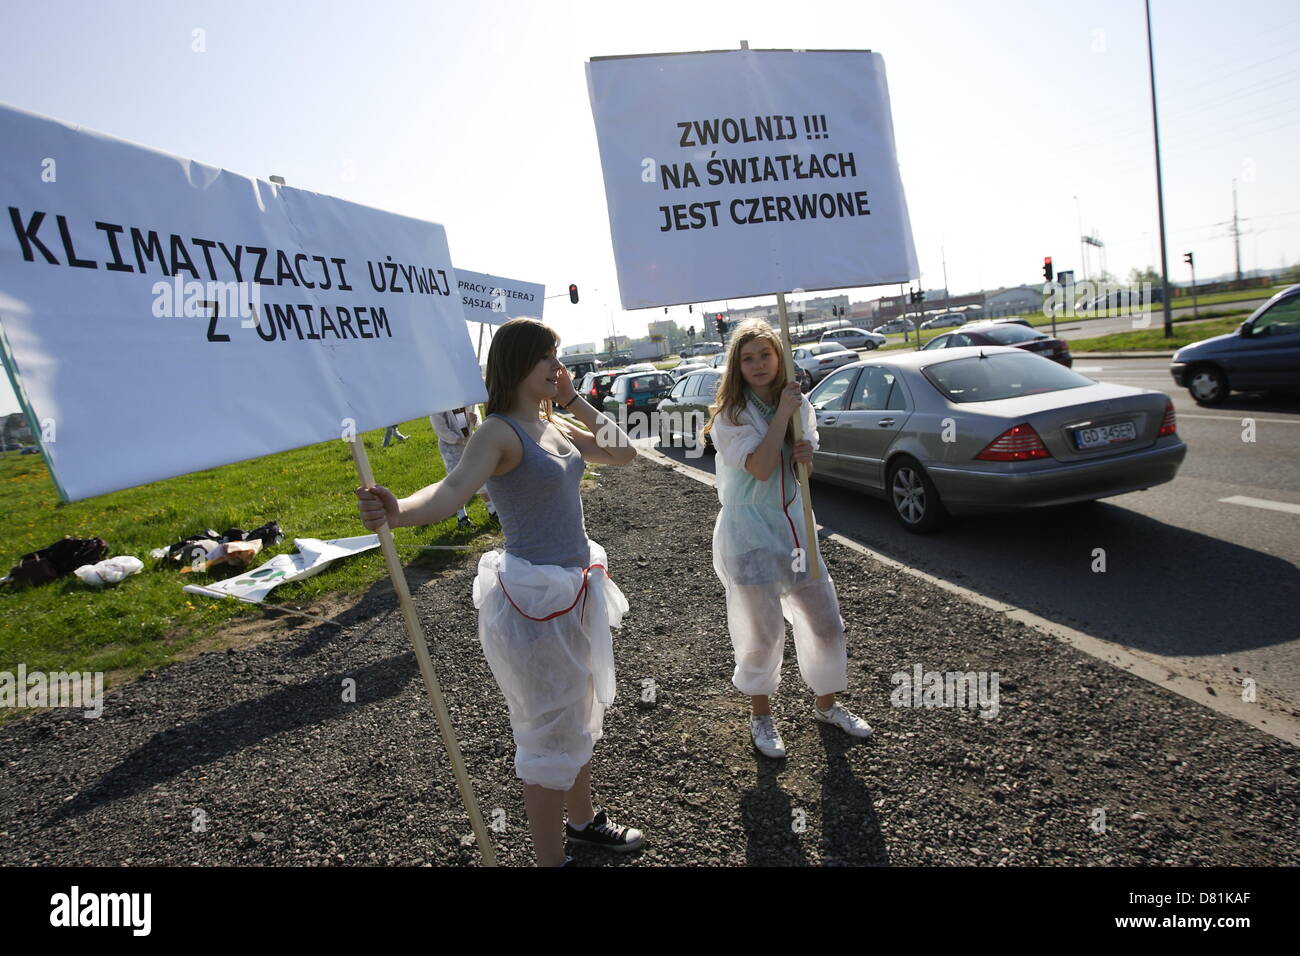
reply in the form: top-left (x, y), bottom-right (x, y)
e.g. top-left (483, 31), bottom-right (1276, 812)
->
top-left (1238, 321), bottom-right (1252, 337)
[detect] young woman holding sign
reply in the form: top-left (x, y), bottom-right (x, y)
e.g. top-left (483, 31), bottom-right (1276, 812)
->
top-left (703, 320), bottom-right (873, 758)
top-left (357, 318), bottom-right (642, 867)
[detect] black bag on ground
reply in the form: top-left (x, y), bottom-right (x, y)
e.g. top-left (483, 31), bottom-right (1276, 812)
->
top-left (7, 536), bottom-right (109, 586)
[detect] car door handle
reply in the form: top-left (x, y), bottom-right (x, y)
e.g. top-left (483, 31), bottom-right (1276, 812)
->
top-left (820, 417), bottom-right (837, 424)
top-left (877, 418), bottom-right (895, 426)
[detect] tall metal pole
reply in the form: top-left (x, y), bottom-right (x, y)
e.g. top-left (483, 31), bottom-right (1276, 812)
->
top-left (1232, 180), bottom-right (1243, 283)
top-left (1074, 195), bottom-right (1087, 281)
top-left (1145, 0), bottom-right (1174, 337)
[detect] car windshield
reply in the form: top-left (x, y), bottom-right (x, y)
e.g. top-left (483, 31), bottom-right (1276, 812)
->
top-left (972, 325), bottom-right (1045, 344)
top-left (810, 343), bottom-right (845, 354)
top-left (924, 352), bottom-right (1093, 403)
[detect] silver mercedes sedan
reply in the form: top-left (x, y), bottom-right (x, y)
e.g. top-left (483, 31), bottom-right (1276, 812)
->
top-left (807, 346), bottom-right (1187, 533)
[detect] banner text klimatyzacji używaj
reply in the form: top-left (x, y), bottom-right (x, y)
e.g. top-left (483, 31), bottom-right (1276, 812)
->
top-left (0, 102), bottom-right (485, 501)
top-left (586, 49), bottom-right (919, 310)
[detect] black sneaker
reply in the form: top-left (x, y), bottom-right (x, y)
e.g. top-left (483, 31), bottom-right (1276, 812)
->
top-left (565, 808), bottom-right (643, 853)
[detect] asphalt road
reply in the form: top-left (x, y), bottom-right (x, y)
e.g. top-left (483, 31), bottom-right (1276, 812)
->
top-left (652, 357), bottom-right (1300, 723)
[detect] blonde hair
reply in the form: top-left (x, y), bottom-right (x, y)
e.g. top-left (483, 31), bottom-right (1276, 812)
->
top-left (485, 317), bottom-right (558, 423)
top-left (702, 319), bottom-right (794, 445)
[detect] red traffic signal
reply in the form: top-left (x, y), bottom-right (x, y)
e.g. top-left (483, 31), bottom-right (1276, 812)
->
top-left (568, 284), bottom-right (579, 304)
top-left (1042, 257), bottom-right (1054, 282)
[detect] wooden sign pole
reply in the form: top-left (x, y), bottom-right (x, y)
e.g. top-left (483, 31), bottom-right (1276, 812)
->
top-left (774, 292), bottom-right (823, 580)
top-left (349, 436), bottom-right (497, 866)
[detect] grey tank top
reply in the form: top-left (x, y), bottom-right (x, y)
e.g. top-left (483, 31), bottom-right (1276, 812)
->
top-left (485, 413), bottom-right (590, 569)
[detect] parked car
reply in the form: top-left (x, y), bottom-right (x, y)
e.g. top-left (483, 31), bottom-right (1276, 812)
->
top-left (709, 353), bottom-right (728, 368)
top-left (873, 318), bottom-right (917, 335)
top-left (580, 368), bottom-right (628, 406)
top-left (564, 360), bottom-right (599, 382)
top-left (920, 313), bottom-right (966, 330)
top-left (1169, 284), bottom-right (1300, 405)
top-left (657, 368), bottom-right (724, 450)
top-left (923, 321), bottom-right (1072, 367)
top-left (602, 372), bottom-right (674, 426)
top-left (793, 342), bottom-right (859, 384)
top-left (805, 347), bottom-right (1185, 533)
top-left (693, 341), bottom-right (724, 355)
top-left (669, 362), bottom-right (710, 381)
top-left (988, 317), bottom-right (1034, 328)
top-left (623, 362), bottom-right (659, 374)
top-left (820, 327), bottom-right (886, 350)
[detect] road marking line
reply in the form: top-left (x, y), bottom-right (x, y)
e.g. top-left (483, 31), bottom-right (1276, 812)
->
top-left (633, 441), bottom-right (1300, 747)
top-left (1179, 413), bottom-right (1300, 424)
top-left (1219, 495), bottom-right (1300, 515)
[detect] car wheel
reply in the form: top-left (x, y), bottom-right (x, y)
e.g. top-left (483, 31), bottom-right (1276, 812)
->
top-left (1188, 364), bottom-right (1228, 406)
top-left (865, 342), bottom-right (879, 350)
top-left (887, 457), bottom-right (949, 534)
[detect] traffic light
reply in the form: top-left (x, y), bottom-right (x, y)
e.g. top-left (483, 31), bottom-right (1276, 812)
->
top-left (909, 288), bottom-right (924, 304)
top-left (568, 284), bottom-right (579, 304)
top-left (1183, 251), bottom-right (1194, 267)
top-left (1042, 257), bottom-right (1053, 282)
top-left (715, 315), bottom-right (726, 338)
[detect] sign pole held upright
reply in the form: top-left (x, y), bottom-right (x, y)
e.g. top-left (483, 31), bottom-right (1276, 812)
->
top-left (349, 436), bottom-right (497, 866)
top-left (775, 291), bottom-right (822, 581)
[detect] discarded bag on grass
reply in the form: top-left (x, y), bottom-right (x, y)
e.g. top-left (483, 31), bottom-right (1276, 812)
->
top-left (3, 537), bottom-right (108, 586)
top-left (73, 555), bottom-right (145, 587)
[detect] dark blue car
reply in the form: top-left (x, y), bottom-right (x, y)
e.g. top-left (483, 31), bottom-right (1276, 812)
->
top-left (1169, 285), bottom-right (1300, 405)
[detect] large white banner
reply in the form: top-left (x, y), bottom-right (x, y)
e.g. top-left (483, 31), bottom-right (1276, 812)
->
top-left (455, 268), bottom-right (544, 326)
top-left (586, 49), bottom-right (919, 310)
top-left (0, 102), bottom-right (485, 502)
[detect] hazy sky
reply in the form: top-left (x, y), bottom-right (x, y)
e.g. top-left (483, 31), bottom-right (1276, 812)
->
top-left (2, 0), bottom-right (1298, 416)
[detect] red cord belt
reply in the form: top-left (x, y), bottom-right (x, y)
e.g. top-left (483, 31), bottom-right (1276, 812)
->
top-left (496, 563), bottom-right (607, 622)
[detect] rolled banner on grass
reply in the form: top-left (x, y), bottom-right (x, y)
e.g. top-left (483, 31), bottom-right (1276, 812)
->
top-left (181, 534), bottom-right (379, 604)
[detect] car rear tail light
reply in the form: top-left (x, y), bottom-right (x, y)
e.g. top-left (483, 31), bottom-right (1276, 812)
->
top-left (819, 357), bottom-right (834, 365)
top-left (1158, 399), bottom-right (1176, 436)
top-left (976, 423), bottom-right (1050, 461)
top-left (590, 387), bottom-right (598, 398)
top-left (626, 397), bottom-right (635, 407)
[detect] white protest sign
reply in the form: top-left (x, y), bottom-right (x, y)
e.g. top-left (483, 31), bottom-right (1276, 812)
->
top-left (586, 49), bottom-right (919, 309)
top-left (182, 535), bottom-right (380, 603)
top-left (455, 268), bottom-right (544, 326)
top-left (0, 102), bottom-right (485, 502)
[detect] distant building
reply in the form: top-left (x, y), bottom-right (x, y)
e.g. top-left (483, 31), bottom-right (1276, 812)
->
top-left (982, 286), bottom-right (1043, 318)
top-left (561, 342), bottom-right (596, 357)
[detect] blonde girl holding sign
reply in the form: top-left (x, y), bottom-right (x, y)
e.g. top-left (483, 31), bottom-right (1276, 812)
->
top-left (703, 319), bottom-right (873, 758)
top-left (357, 318), bottom-right (643, 866)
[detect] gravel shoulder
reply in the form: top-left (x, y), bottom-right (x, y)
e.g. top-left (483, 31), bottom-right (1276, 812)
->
top-left (0, 455), bottom-right (1296, 866)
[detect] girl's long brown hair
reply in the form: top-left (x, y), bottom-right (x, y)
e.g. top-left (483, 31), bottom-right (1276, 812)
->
top-left (485, 317), bottom-right (559, 422)
top-left (702, 319), bottom-right (794, 445)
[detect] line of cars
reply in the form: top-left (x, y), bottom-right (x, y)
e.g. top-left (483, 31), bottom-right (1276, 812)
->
top-left (575, 287), bottom-right (1300, 538)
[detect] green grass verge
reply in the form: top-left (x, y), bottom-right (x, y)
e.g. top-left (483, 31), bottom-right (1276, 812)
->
top-left (1064, 315), bottom-right (1249, 352)
top-left (0, 416), bottom-right (503, 721)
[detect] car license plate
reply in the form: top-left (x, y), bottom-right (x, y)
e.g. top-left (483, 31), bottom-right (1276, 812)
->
top-left (1073, 421), bottom-right (1136, 449)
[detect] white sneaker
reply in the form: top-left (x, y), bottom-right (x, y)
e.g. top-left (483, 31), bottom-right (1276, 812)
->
top-left (750, 714), bottom-right (787, 758)
top-left (814, 703), bottom-right (873, 738)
